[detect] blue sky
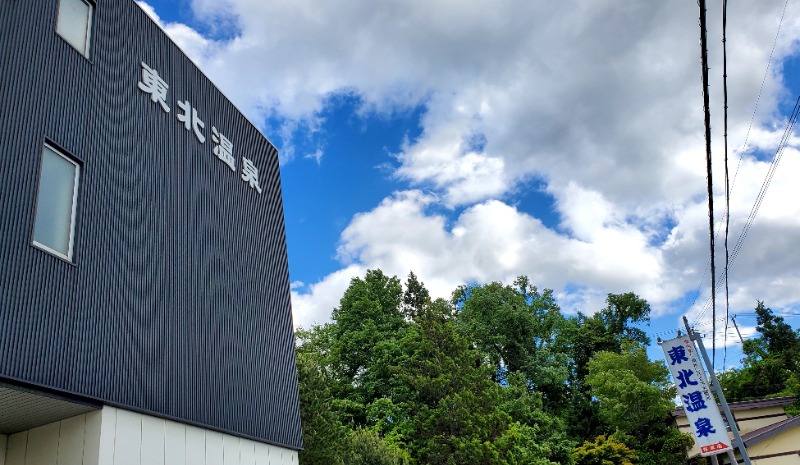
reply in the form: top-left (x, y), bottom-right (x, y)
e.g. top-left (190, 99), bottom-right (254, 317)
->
top-left (138, 0), bottom-right (800, 371)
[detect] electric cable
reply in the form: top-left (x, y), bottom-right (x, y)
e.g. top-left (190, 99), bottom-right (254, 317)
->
top-left (690, 97), bottom-right (799, 329)
top-left (727, 0), bottom-right (791, 196)
top-left (697, 0), bottom-right (717, 367)
top-left (688, 0), bottom-right (791, 332)
top-left (729, 95), bottom-right (800, 264)
top-left (722, 0), bottom-right (730, 372)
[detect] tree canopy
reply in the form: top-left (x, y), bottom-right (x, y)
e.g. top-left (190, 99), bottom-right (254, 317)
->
top-left (718, 301), bottom-right (800, 412)
top-left (297, 270), bottom-right (701, 465)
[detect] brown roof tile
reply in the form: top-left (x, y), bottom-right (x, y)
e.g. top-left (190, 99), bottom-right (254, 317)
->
top-left (673, 396), bottom-right (796, 417)
top-left (741, 415), bottom-right (800, 447)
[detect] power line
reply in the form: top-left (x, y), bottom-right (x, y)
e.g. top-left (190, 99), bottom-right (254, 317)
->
top-left (727, 0), bottom-right (792, 197)
top-left (722, 0), bottom-right (731, 371)
top-left (736, 312), bottom-right (800, 317)
top-left (691, 95), bottom-right (800, 330)
top-left (689, 111), bottom-right (799, 324)
top-left (729, 95), bottom-right (800, 264)
top-left (688, 0), bottom-right (792, 332)
top-left (697, 0), bottom-right (717, 367)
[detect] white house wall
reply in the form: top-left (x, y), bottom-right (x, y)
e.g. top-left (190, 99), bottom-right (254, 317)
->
top-left (4, 411), bottom-right (101, 465)
top-left (3, 407), bottom-right (297, 465)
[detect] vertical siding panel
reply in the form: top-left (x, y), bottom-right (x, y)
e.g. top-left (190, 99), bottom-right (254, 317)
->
top-left (96, 407), bottom-right (116, 465)
top-left (84, 410), bottom-right (103, 465)
top-left (5, 432), bottom-right (28, 465)
top-left (205, 431), bottom-right (224, 465)
top-left (239, 441), bottom-right (255, 465)
top-left (0, 434), bottom-right (6, 465)
top-left (222, 435), bottom-right (240, 465)
top-left (163, 421), bottom-right (186, 465)
top-left (24, 422), bottom-right (59, 465)
top-left (112, 409), bottom-right (141, 465)
top-left (141, 416), bottom-right (165, 465)
top-left (57, 414), bottom-right (86, 465)
top-left (184, 426), bottom-right (205, 465)
top-left (253, 443), bottom-right (269, 465)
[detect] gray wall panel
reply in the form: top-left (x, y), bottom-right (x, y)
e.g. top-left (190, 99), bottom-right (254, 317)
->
top-left (0, 0), bottom-right (302, 450)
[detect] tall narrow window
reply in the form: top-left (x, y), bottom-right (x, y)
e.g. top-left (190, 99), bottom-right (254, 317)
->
top-left (56, 0), bottom-right (93, 57)
top-left (33, 144), bottom-right (81, 261)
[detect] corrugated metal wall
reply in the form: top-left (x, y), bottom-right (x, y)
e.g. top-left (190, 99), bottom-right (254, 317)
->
top-left (0, 0), bottom-right (302, 450)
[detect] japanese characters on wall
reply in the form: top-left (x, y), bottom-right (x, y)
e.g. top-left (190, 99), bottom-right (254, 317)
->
top-left (1, 0), bottom-right (302, 453)
top-left (662, 336), bottom-right (732, 456)
top-left (138, 61), bottom-right (263, 194)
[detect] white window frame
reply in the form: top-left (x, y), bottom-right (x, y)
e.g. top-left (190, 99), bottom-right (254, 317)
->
top-left (56, 0), bottom-right (94, 57)
top-left (32, 143), bottom-right (81, 262)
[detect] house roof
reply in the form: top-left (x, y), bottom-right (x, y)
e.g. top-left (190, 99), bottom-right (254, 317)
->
top-left (741, 414), bottom-right (800, 447)
top-left (727, 397), bottom-right (797, 411)
top-left (673, 396), bottom-right (796, 417)
top-left (0, 382), bottom-right (99, 435)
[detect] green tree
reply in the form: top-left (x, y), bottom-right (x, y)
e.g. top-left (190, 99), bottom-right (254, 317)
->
top-left (586, 342), bottom-right (692, 465)
top-left (565, 293), bottom-right (652, 384)
top-left (586, 342), bottom-right (674, 434)
top-left (403, 271), bottom-right (431, 320)
top-left (494, 422), bottom-right (569, 465)
top-left (331, 269), bottom-right (405, 378)
top-left (296, 273), bottom-right (686, 465)
top-left (560, 293), bottom-right (652, 441)
top-left (347, 428), bottom-right (410, 465)
top-left (454, 278), bottom-right (570, 407)
top-left (499, 372), bottom-right (575, 464)
top-left (394, 295), bottom-right (565, 465)
top-left (329, 269), bottom-right (408, 414)
top-left (754, 300), bottom-right (800, 363)
top-left (573, 435), bottom-right (638, 465)
top-left (719, 301), bottom-right (800, 402)
top-left (295, 344), bottom-right (413, 465)
top-left (396, 299), bottom-right (506, 462)
top-left (597, 293), bottom-right (651, 348)
top-left (295, 346), bottom-right (350, 465)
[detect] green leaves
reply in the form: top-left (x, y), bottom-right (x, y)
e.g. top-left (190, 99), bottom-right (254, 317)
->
top-left (454, 281), bottom-right (570, 405)
top-left (584, 342), bottom-right (695, 465)
top-left (573, 435), bottom-right (639, 465)
top-left (586, 342), bottom-right (673, 434)
top-left (331, 269), bottom-right (405, 379)
top-left (297, 271), bottom-right (688, 465)
top-left (347, 428), bottom-right (411, 465)
top-left (718, 301), bottom-right (800, 402)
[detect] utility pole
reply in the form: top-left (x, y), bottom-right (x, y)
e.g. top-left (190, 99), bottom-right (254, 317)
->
top-left (683, 317), bottom-right (752, 465)
top-left (698, 0), bottom-right (717, 370)
top-left (731, 315), bottom-right (744, 343)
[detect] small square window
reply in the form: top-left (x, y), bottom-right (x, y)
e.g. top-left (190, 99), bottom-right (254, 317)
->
top-left (56, 0), bottom-right (94, 57)
top-left (32, 144), bottom-right (81, 261)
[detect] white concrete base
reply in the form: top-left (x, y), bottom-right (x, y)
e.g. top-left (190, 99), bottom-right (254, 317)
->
top-left (2, 406), bottom-right (297, 465)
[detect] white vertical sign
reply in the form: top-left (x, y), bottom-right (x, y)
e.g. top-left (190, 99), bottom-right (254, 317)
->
top-left (661, 336), bottom-right (732, 456)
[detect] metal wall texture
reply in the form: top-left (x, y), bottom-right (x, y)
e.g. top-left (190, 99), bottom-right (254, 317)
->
top-left (0, 0), bottom-right (302, 450)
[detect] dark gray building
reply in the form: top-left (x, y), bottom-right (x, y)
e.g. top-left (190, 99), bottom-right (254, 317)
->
top-left (0, 1), bottom-right (302, 463)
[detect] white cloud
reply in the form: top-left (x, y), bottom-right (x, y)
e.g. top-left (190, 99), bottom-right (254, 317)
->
top-left (326, 189), bottom-right (670, 320)
top-left (139, 0), bottom-right (800, 332)
top-left (290, 265), bottom-right (366, 330)
top-left (135, 1), bottom-right (215, 64)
